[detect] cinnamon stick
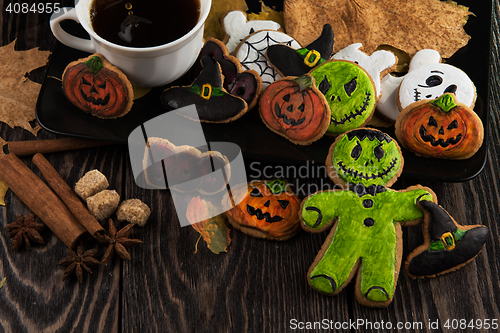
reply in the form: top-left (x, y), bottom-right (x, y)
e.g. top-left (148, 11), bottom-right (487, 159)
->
top-left (0, 154), bottom-right (86, 249)
top-left (32, 153), bottom-right (106, 240)
top-left (5, 138), bottom-right (112, 157)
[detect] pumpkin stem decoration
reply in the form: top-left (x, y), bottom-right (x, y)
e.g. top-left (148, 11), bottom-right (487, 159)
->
top-left (395, 93), bottom-right (484, 159)
top-left (62, 53), bottom-right (134, 118)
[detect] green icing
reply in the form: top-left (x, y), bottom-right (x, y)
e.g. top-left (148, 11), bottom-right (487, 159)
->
top-left (431, 94), bottom-right (457, 112)
top-left (302, 188), bottom-right (432, 301)
top-left (331, 131), bottom-right (402, 186)
top-left (429, 228), bottom-right (467, 251)
top-left (310, 61), bottom-right (376, 135)
top-left (188, 84), bottom-right (226, 98)
top-left (84, 56), bottom-right (104, 75)
top-left (265, 179), bottom-right (287, 194)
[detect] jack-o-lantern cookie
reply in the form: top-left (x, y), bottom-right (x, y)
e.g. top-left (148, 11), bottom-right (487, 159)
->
top-left (62, 54), bottom-right (134, 119)
top-left (222, 179), bottom-right (301, 241)
top-left (234, 30), bottom-right (302, 88)
top-left (309, 60), bottom-right (377, 135)
top-left (266, 24), bottom-right (334, 77)
top-left (395, 93), bottom-right (484, 159)
top-left (259, 74), bottom-right (330, 145)
top-left (161, 56), bottom-right (248, 123)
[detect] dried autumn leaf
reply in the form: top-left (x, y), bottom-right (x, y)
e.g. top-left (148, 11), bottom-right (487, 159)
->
top-left (247, 2), bottom-right (285, 27)
top-left (0, 40), bottom-right (51, 135)
top-left (0, 179), bottom-right (9, 207)
top-left (204, 0), bottom-right (248, 40)
top-left (186, 196), bottom-right (231, 254)
top-left (0, 277), bottom-right (6, 289)
top-left (284, 0), bottom-right (471, 58)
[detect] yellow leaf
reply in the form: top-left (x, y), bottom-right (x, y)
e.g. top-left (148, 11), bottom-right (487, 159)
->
top-left (0, 40), bottom-right (51, 135)
top-left (204, 0), bottom-right (248, 41)
top-left (248, 2), bottom-right (285, 28)
top-left (0, 277), bottom-right (6, 289)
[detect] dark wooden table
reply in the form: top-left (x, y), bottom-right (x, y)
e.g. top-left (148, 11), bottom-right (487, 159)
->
top-left (1, 1), bottom-right (500, 332)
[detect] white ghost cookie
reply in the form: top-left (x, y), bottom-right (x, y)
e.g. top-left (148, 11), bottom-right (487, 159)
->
top-left (223, 11), bottom-right (282, 54)
top-left (331, 43), bottom-right (397, 100)
top-left (377, 49), bottom-right (476, 122)
top-left (234, 30), bottom-right (301, 89)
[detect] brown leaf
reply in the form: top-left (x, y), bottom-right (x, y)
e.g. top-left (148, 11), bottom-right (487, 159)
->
top-left (247, 2), bottom-right (285, 27)
top-left (186, 196), bottom-right (231, 254)
top-left (204, 0), bottom-right (248, 41)
top-left (284, 0), bottom-right (471, 58)
top-left (0, 40), bottom-right (51, 135)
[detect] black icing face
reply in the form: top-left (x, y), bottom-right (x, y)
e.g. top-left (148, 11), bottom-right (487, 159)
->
top-left (414, 70), bottom-right (458, 101)
top-left (310, 61), bottom-right (376, 135)
top-left (80, 77), bottom-right (110, 106)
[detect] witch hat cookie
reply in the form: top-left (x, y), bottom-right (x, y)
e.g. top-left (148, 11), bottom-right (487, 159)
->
top-left (266, 24), bottom-right (334, 77)
top-left (161, 56), bottom-right (248, 123)
top-left (405, 199), bottom-right (489, 278)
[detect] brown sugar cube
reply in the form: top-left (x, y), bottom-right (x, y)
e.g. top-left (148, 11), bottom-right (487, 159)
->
top-left (116, 199), bottom-right (151, 227)
top-left (75, 169), bottom-right (109, 200)
top-left (86, 190), bottom-right (120, 221)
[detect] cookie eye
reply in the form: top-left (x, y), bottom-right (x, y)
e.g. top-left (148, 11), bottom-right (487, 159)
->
top-left (283, 94), bottom-right (290, 102)
top-left (447, 119), bottom-right (458, 130)
top-left (444, 84), bottom-right (457, 94)
top-left (428, 116), bottom-right (438, 127)
top-left (374, 144), bottom-right (384, 161)
top-left (344, 77), bottom-right (357, 97)
top-left (82, 77), bottom-right (91, 85)
top-left (318, 75), bottom-right (331, 95)
top-left (421, 75), bottom-right (443, 87)
top-left (98, 82), bottom-right (106, 89)
top-left (250, 187), bottom-right (263, 197)
top-left (278, 200), bottom-right (289, 209)
top-left (351, 142), bottom-right (362, 160)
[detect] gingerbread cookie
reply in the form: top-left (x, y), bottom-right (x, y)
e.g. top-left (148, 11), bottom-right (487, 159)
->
top-left (405, 199), bottom-right (489, 278)
top-left (143, 137), bottom-right (231, 195)
top-left (161, 56), bottom-right (248, 123)
top-left (395, 93), bottom-right (483, 159)
top-left (62, 54), bottom-right (134, 119)
top-left (377, 49), bottom-right (476, 122)
top-left (222, 10), bottom-right (282, 54)
top-left (259, 74), bottom-right (331, 145)
top-left (266, 24), bottom-right (334, 77)
top-left (300, 128), bottom-right (437, 307)
top-left (187, 38), bottom-right (263, 109)
top-left (222, 179), bottom-right (301, 241)
top-left (234, 30), bottom-right (302, 88)
top-left (309, 60), bottom-right (377, 135)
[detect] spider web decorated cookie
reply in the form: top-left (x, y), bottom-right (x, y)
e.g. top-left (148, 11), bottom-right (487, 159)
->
top-left (234, 30), bottom-right (301, 89)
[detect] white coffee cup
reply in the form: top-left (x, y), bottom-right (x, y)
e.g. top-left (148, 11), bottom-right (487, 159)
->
top-left (50, 0), bottom-right (211, 87)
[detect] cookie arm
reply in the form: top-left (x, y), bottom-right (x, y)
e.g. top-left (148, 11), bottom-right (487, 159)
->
top-left (393, 186), bottom-right (437, 225)
top-left (300, 190), bottom-right (342, 232)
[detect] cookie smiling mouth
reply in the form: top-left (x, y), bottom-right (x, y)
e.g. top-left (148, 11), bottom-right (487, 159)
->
top-left (337, 157), bottom-right (398, 180)
top-left (81, 89), bottom-right (110, 106)
top-left (331, 92), bottom-right (371, 125)
top-left (419, 125), bottom-right (462, 147)
top-left (246, 205), bottom-right (284, 223)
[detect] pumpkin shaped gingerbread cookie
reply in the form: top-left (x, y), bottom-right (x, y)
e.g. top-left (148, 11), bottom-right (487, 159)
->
top-left (62, 54), bottom-right (134, 119)
top-left (222, 179), bottom-right (301, 241)
top-left (395, 93), bottom-right (484, 159)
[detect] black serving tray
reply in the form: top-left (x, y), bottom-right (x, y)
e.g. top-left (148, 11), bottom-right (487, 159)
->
top-left (37, 0), bottom-right (490, 182)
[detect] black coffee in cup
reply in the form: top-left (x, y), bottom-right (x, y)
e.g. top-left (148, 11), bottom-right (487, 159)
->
top-left (90, 0), bottom-right (200, 48)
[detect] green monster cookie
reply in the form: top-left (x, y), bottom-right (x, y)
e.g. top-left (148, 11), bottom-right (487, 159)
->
top-left (309, 60), bottom-right (376, 135)
top-left (300, 128), bottom-right (436, 307)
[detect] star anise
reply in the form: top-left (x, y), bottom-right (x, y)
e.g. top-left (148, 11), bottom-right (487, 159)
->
top-left (4, 213), bottom-right (44, 250)
top-left (99, 219), bottom-right (143, 265)
top-left (57, 245), bottom-right (100, 284)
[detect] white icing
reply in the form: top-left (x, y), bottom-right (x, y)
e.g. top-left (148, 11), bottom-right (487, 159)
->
top-left (234, 30), bottom-right (301, 89)
top-left (377, 74), bottom-right (404, 121)
top-left (398, 49), bottom-right (476, 114)
top-left (331, 43), bottom-right (397, 99)
top-left (223, 11), bottom-right (282, 54)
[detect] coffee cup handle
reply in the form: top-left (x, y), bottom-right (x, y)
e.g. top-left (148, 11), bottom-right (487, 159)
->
top-left (50, 8), bottom-right (95, 54)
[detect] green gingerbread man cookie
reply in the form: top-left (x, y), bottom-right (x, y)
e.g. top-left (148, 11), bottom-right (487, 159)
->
top-left (300, 128), bottom-right (436, 307)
